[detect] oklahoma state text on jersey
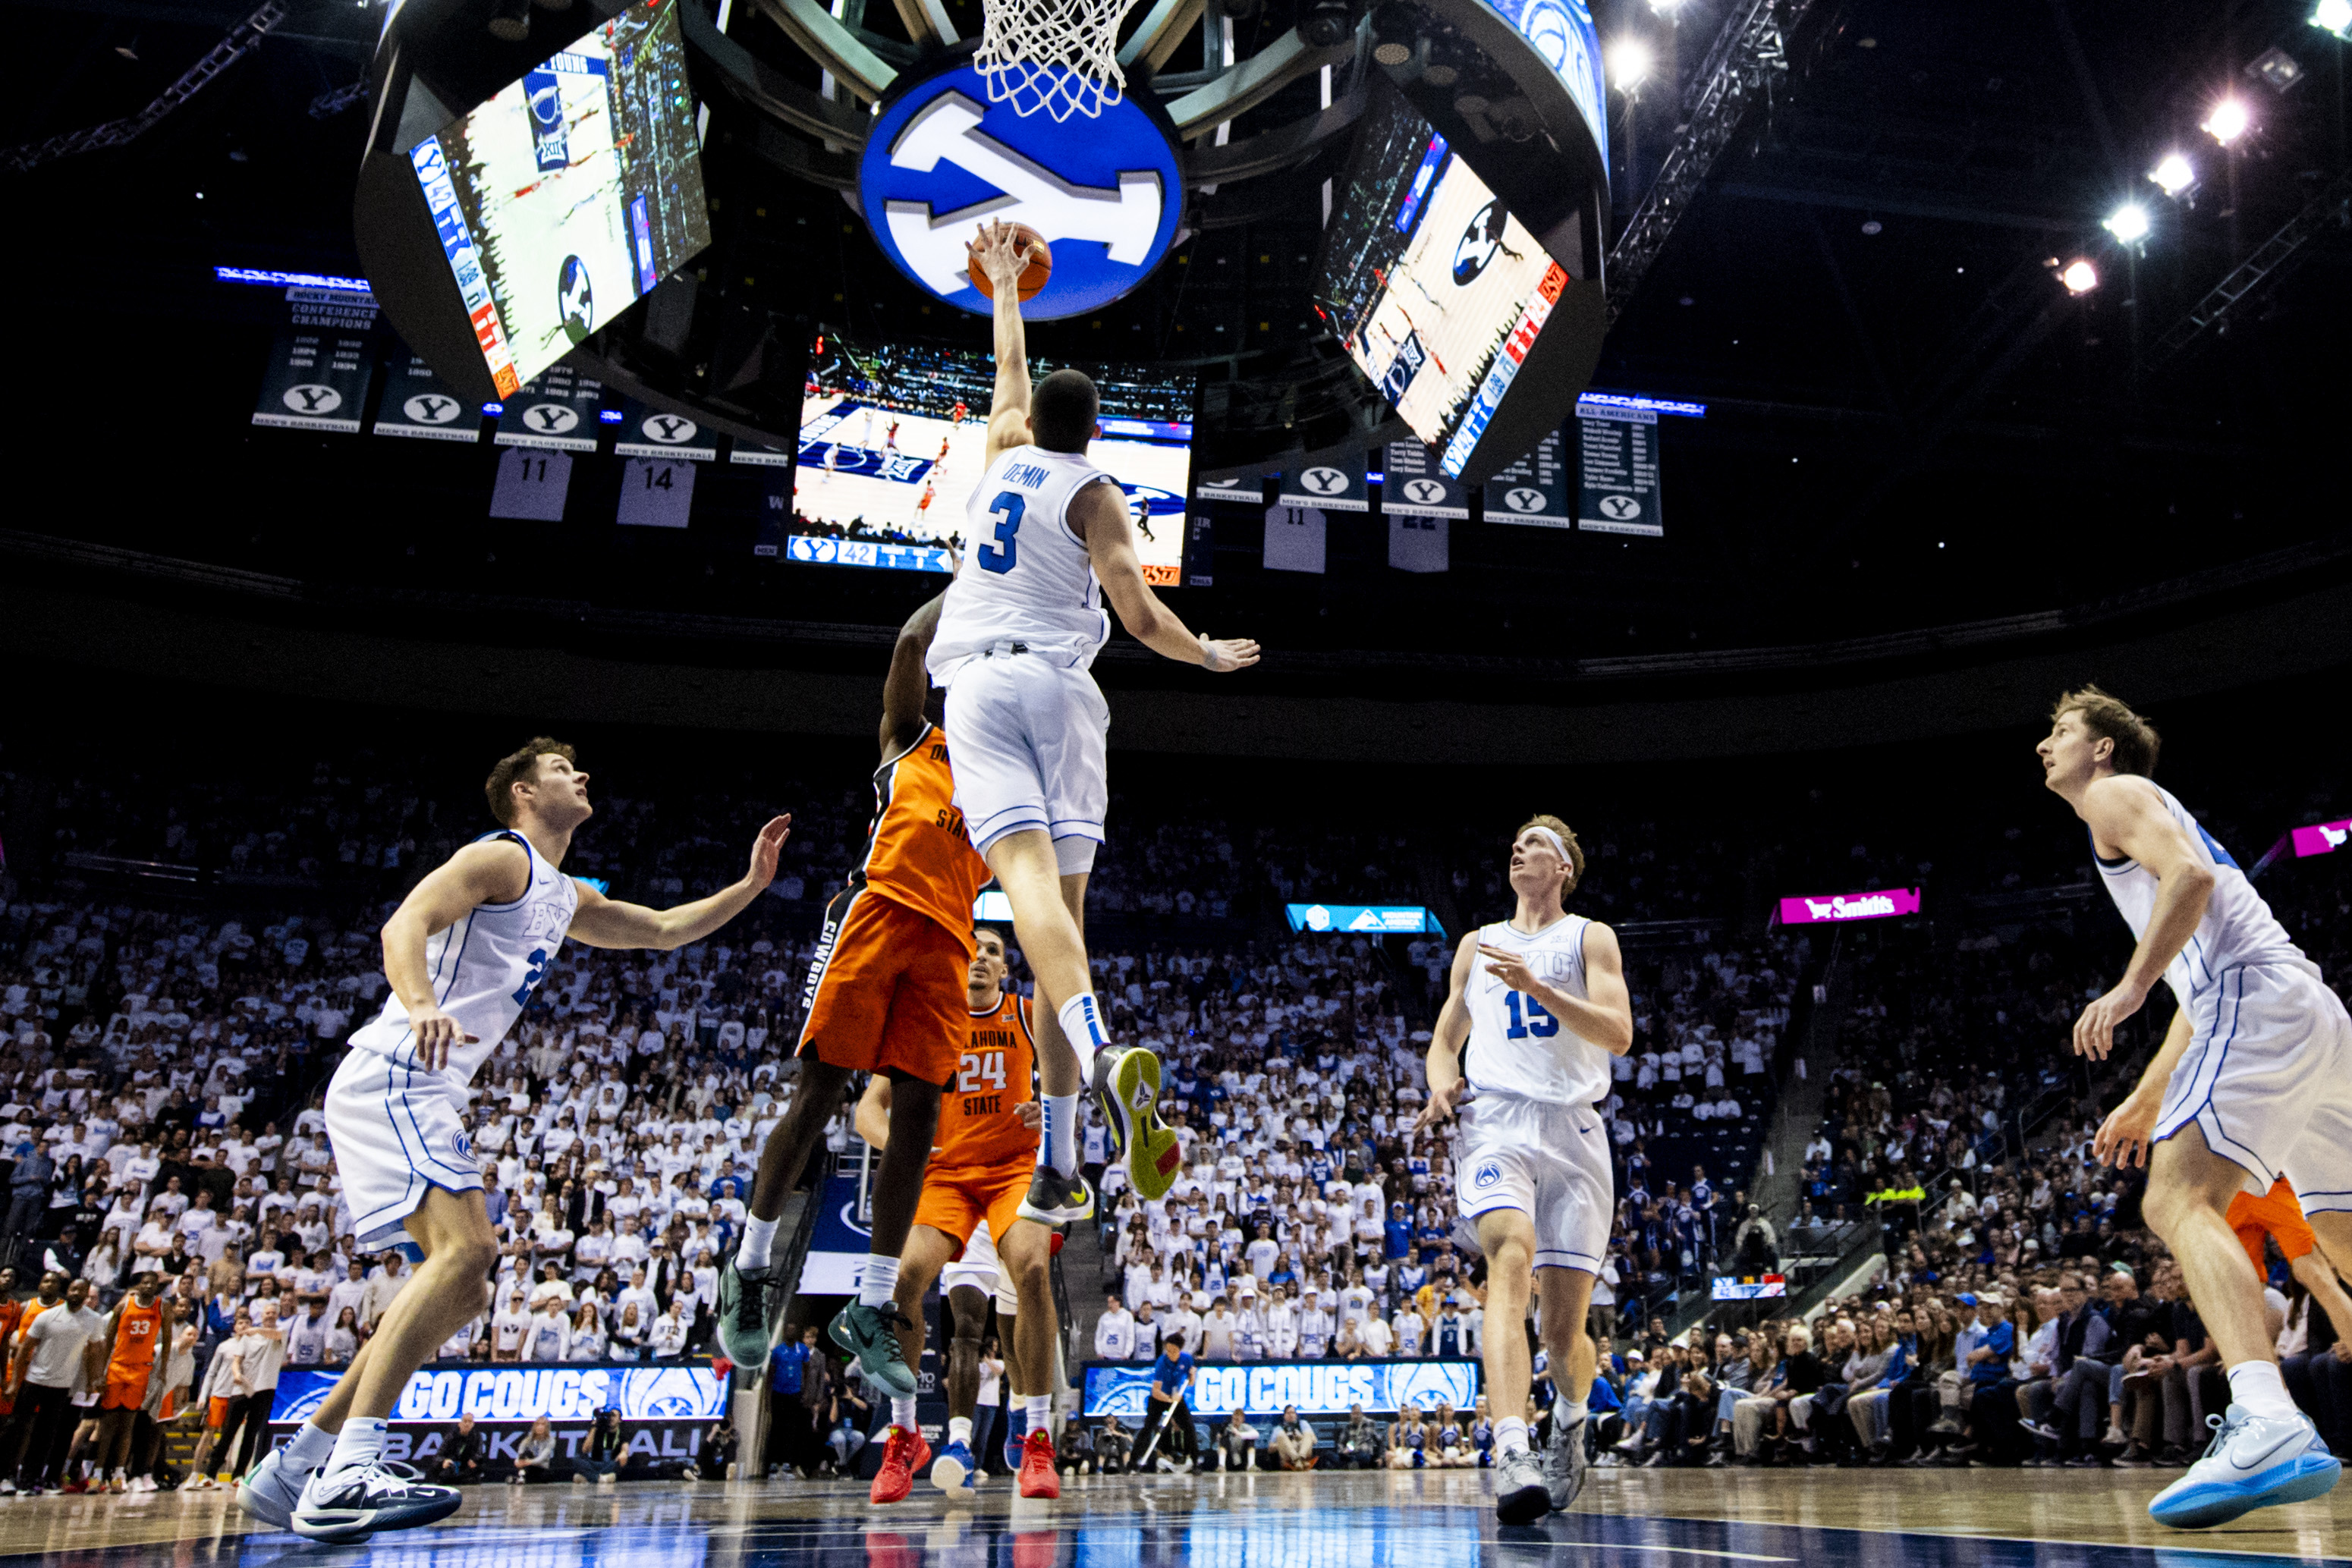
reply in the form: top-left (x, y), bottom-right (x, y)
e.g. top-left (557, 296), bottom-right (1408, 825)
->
top-left (855, 722), bottom-right (992, 947)
top-left (937, 989), bottom-right (1039, 1172)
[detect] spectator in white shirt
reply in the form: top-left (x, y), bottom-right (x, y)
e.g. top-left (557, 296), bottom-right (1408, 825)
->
top-left (1096, 1296), bottom-right (1137, 1361)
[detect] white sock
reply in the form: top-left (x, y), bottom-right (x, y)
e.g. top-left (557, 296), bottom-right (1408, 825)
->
top-left (892, 1397), bottom-right (917, 1430)
top-left (859, 1253), bottom-right (901, 1308)
top-left (1059, 995), bottom-right (1111, 1070)
top-left (286, 1421), bottom-right (336, 1472)
top-left (326, 1417), bottom-right (385, 1477)
top-left (2227, 1359), bottom-right (2299, 1421)
top-left (1043, 1093), bottom-right (1080, 1176)
top-left (739, 1214), bottom-right (780, 1273)
top-left (948, 1417), bottom-right (973, 1446)
top-left (1025, 1394), bottom-right (1052, 1429)
top-left (1495, 1417), bottom-right (1529, 1456)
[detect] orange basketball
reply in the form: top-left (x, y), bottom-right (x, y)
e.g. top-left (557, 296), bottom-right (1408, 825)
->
top-left (969, 224), bottom-right (1052, 302)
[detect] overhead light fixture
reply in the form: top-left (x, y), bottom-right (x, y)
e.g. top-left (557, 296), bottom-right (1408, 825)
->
top-left (2061, 259), bottom-right (2099, 294)
top-left (2148, 152), bottom-right (2196, 197)
top-left (2102, 203), bottom-right (2150, 244)
top-left (1301, 0), bottom-right (1355, 47)
top-left (2311, 0), bottom-right (2351, 39)
top-left (2248, 47), bottom-right (2305, 92)
top-left (115, 36), bottom-right (139, 59)
top-left (1608, 37), bottom-right (1654, 90)
top-left (2201, 96), bottom-right (2250, 145)
top-left (487, 0), bottom-right (531, 40)
top-left (1646, 0), bottom-right (1687, 15)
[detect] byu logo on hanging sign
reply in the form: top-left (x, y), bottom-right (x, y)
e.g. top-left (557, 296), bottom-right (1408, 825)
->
top-left (1505, 486), bottom-right (1548, 513)
top-left (1300, 467), bottom-right (1348, 496)
top-left (1402, 479), bottom-right (1446, 505)
top-left (859, 61), bottom-right (1184, 320)
top-left (1598, 495), bottom-right (1642, 521)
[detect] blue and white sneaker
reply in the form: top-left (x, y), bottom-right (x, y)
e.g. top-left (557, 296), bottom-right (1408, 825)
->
top-left (236, 1444), bottom-right (310, 1530)
top-left (931, 1439), bottom-right (979, 1494)
top-left (2148, 1405), bottom-right (2341, 1529)
top-left (1003, 1413), bottom-right (1028, 1474)
top-left (291, 1460), bottom-right (463, 1542)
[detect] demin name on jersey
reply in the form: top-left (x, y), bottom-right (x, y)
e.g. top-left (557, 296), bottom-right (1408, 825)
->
top-left (1001, 462), bottom-right (1051, 490)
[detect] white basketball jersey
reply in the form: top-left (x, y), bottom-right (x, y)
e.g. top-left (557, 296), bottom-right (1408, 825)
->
top-left (346, 829), bottom-right (580, 1089)
top-left (1463, 913), bottom-right (1611, 1107)
top-left (2093, 782), bottom-right (2306, 1007)
top-left (928, 445), bottom-right (1118, 684)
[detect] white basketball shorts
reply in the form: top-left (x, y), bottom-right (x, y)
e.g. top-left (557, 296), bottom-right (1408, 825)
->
top-left (2154, 958), bottom-right (2352, 1212)
top-left (1453, 1090), bottom-right (1612, 1273)
top-left (325, 1045), bottom-right (485, 1251)
top-left (943, 651), bottom-right (1109, 871)
top-left (939, 1218), bottom-right (1020, 1314)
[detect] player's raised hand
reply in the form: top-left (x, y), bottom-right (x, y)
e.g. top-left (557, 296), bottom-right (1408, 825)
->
top-left (409, 1001), bottom-right (479, 1073)
top-left (2093, 1091), bottom-right (2162, 1169)
top-left (1200, 636), bottom-right (1260, 673)
top-left (2071, 979), bottom-right (2146, 1061)
top-left (1478, 942), bottom-right (1542, 995)
top-left (1414, 1076), bottom-right (1472, 1133)
top-left (968, 219), bottom-right (1033, 293)
top-left (1016, 1101), bottom-right (1043, 1130)
top-left (744, 814), bottom-right (794, 888)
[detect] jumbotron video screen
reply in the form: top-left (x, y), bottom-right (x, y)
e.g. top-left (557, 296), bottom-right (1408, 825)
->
top-left (409, 0), bottom-right (711, 397)
top-left (1315, 86), bottom-right (1570, 475)
top-left (795, 332), bottom-right (1197, 586)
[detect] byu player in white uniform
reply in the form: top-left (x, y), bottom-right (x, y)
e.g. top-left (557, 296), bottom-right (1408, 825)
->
top-left (2040, 687), bottom-right (2346, 1528)
top-left (1419, 816), bottom-right (1631, 1526)
top-left (935, 222), bottom-right (1259, 1221)
top-left (237, 740), bottom-right (790, 1542)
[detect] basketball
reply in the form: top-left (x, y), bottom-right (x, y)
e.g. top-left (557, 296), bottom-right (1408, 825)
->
top-left (969, 223), bottom-right (1052, 302)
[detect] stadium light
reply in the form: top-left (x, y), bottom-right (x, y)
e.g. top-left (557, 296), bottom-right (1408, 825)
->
top-left (2202, 96), bottom-right (2250, 145)
top-left (1608, 37), bottom-right (1654, 90)
top-left (1646, 0), bottom-right (1688, 15)
top-left (2103, 203), bottom-right (2150, 244)
top-left (2148, 152), bottom-right (2196, 198)
top-left (2312, 0), bottom-right (2351, 39)
top-left (2061, 259), bottom-right (2099, 294)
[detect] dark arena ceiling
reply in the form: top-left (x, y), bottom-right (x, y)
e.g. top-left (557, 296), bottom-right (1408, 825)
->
top-left (1, 0), bottom-right (2348, 756)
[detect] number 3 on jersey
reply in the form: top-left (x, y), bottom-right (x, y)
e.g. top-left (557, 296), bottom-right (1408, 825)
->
top-left (1505, 991), bottom-right (1558, 1039)
top-left (979, 491), bottom-right (1025, 574)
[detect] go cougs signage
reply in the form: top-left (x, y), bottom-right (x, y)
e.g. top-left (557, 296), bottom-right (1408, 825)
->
top-left (1777, 887), bottom-right (1922, 925)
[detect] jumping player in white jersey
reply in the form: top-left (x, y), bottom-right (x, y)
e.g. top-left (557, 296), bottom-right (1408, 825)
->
top-left (237, 740), bottom-right (789, 1543)
top-left (934, 221), bottom-right (1259, 1224)
top-left (1418, 816), bottom-right (1631, 1525)
top-left (2039, 687), bottom-right (2346, 1528)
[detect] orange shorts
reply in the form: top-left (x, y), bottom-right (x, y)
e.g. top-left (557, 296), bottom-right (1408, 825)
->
top-left (2226, 1177), bottom-right (2317, 1277)
top-left (914, 1161), bottom-right (1032, 1255)
top-left (100, 1372), bottom-right (151, 1411)
top-left (797, 888), bottom-right (968, 1086)
top-left (207, 1396), bottom-right (231, 1430)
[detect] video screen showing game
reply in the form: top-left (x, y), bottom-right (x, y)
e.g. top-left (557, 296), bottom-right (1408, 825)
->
top-left (409, 0), bottom-right (711, 397)
top-left (1315, 85), bottom-right (1570, 475)
top-left (794, 331), bottom-right (1196, 586)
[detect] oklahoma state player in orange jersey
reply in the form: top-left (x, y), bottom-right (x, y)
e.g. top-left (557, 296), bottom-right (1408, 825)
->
top-left (854, 925), bottom-right (1064, 1500)
top-left (719, 592), bottom-right (992, 1436)
top-left (93, 1271), bottom-right (166, 1491)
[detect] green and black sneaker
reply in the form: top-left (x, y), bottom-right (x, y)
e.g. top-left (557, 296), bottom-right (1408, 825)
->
top-left (829, 1299), bottom-right (918, 1397)
top-left (715, 1251), bottom-right (788, 1368)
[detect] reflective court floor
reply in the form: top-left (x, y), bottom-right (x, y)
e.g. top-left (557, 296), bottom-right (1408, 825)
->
top-left (0, 1469), bottom-right (2344, 1568)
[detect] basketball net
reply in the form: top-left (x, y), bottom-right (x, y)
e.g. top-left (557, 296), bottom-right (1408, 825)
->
top-left (973, 0), bottom-right (1137, 121)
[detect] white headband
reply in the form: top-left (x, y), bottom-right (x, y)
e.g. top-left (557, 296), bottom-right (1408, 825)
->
top-left (1521, 826), bottom-right (1571, 864)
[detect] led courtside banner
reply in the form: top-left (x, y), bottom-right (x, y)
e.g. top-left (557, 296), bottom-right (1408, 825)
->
top-left (1082, 1358), bottom-right (1479, 1420)
top-left (1776, 888), bottom-right (1923, 926)
top-left (1286, 904), bottom-right (1446, 936)
top-left (271, 1362), bottom-right (728, 1427)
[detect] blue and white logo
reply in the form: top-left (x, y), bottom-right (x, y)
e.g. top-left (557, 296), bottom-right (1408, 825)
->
top-left (858, 59), bottom-right (1183, 320)
top-left (1473, 1159), bottom-right (1504, 1189)
top-left (558, 255), bottom-right (594, 344)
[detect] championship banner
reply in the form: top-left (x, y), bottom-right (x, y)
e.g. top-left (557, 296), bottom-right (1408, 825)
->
top-left (1193, 467), bottom-right (1266, 507)
top-left (1383, 440), bottom-right (1470, 520)
top-left (490, 448), bottom-right (574, 521)
top-left (1388, 514), bottom-right (1448, 573)
top-left (1082, 1358), bottom-right (1479, 1420)
top-left (1263, 505), bottom-right (1328, 573)
top-left (1576, 399), bottom-right (1663, 536)
top-left (1483, 426), bottom-right (1569, 529)
top-left (617, 457), bottom-right (696, 527)
top-left (269, 1362), bottom-right (727, 1469)
top-left (496, 366), bottom-right (604, 452)
top-left (1277, 449), bottom-right (1368, 513)
top-left (253, 288), bottom-right (379, 434)
top-left (372, 354), bottom-right (478, 442)
top-left (615, 397), bottom-right (719, 460)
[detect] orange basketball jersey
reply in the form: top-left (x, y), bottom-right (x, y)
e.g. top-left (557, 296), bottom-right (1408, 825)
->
top-left (856, 721), bottom-right (992, 949)
top-left (937, 990), bottom-right (1039, 1172)
top-left (102, 1296), bottom-right (163, 1408)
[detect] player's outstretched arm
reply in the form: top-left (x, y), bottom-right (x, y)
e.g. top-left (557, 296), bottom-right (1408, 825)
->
top-left (1415, 934), bottom-right (1482, 1132)
top-left (2073, 776), bottom-right (2215, 1059)
top-left (382, 839), bottom-right (531, 1069)
top-left (1075, 481), bottom-right (1260, 672)
top-left (568, 815), bottom-right (793, 951)
top-left (881, 592), bottom-right (947, 757)
top-left (971, 219), bottom-right (1033, 468)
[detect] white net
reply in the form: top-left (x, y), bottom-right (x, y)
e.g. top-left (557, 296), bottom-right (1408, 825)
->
top-left (973, 0), bottom-right (1138, 121)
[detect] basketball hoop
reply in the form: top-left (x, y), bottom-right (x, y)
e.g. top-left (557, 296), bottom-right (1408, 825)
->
top-left (973, 0), bottom-right (1139, 121)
